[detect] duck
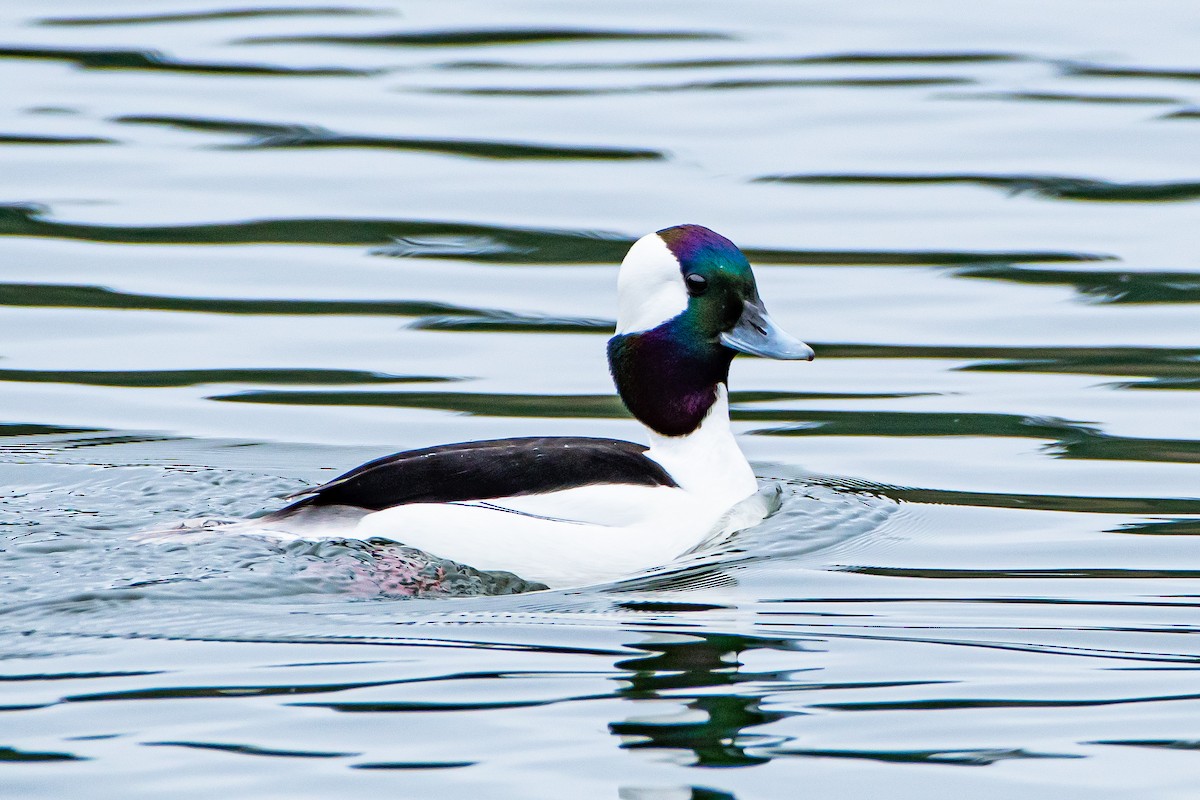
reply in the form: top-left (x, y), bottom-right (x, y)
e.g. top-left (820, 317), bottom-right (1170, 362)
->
top-left (261, 224), bottom-right (813, 588)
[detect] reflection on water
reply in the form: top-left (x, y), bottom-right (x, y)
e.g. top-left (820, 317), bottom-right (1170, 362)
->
top-left (611, 634), bottom-right (798, 767)
top-left (2, 0), bottom-right (1199, 797)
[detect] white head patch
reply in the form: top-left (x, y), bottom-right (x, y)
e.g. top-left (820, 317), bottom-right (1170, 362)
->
top-left (615, 232), bottom-right (688, 334)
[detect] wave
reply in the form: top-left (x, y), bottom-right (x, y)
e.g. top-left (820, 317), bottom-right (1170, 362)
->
top-left (0, 44), bottom-right (372, 76)
top-left (115, 114), bottom-right (664, 160)
top-left (238, 27), bottom-right (730, 47)
top-left (38, 6), bottom-right (388, 27)
top-left (757, 173), bottom-right (1200, 202)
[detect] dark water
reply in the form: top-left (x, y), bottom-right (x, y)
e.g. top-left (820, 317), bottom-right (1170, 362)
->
top-left (2, 1), bottom-right (1199, 796)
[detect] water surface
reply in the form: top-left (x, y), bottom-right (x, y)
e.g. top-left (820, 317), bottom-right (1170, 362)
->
top-left (2, 1), bottom-right (1199, 797)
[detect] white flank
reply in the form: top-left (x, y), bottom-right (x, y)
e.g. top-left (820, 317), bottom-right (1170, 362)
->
top-left (353, 484), bottom-right (734, 587)
top-left (615, 231), bottom-right (688, 334)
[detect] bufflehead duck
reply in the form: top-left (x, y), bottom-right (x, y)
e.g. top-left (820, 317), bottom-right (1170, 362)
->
top-left (265, 224), bottom-right (813, 587)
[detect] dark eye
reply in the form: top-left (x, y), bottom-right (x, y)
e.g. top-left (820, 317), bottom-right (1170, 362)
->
top-left (685, 273), bottom-right (708, 297)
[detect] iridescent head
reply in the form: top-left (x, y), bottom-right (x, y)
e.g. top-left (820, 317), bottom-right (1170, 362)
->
top-left (609, 224), bottom-right (812, 436)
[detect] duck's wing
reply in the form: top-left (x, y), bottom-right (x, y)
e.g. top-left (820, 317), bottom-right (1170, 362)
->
top-left (272, 436), bottom-right (676, 515)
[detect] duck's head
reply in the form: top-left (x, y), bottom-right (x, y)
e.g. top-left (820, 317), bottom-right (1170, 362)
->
top-left (608, 224), bottom-right (813, 437)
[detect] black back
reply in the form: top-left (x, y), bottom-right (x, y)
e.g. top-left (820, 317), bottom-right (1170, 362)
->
top-left (273, 436), bottom-right (677, 514)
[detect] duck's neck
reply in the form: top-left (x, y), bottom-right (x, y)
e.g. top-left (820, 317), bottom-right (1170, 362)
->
top-left (607, 328), bottom-right (757, 502)
top-left (642, 385), bottom-right (758, 502)
top-left (607, 319), bottom-right (733, 437)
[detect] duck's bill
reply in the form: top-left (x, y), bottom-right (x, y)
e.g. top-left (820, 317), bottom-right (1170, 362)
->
top-left (719, 300), bottom-right (814, 361)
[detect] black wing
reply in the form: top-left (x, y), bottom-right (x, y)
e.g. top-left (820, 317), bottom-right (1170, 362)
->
top-left (272, 436), bottom-right (677, 515)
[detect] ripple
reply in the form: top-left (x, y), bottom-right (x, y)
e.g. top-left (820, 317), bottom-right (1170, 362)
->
top-left (0, 204), bottom-right (632, 260)
top-left (0, 133), bottom-right (114, 145)
top-left (952, 265), bottom-right (1200, 304)
top-left (0, 670), bottom-right (160, 681)
top-left (414, 76), bottom-right (976, 96)
top-left (819, 342), bottom-right (1200, 382)
top-left (1111, 377), bottom-right (1200, 391)
top-left (2, 279), bottom-right (608, 333)
top-left (0, 367), bottom-right (452, 389)
top-left (615, 601), bottom-right (728, 613)
top-left (1050, 434), bottom-right (1200, 464)
top-left (1092, 739), bottom-right (1200, 751)
top-left (0, 205), bottom-right (1109, 265)
top-left (741, 247), bottom-right (1111, 266)
top-left (0, 281), bottom-right (454, 315)
top-left (239, 27), bottom-right (730, 47)
top-left (143, 741), bottom-right (356, 758)
top-left (352, 760), bottom-right (476, 770)
top-left (758, 410), bottom-right (1200, 465)
top-left (38, 6), bottom-right (388, 27)
top-left (750, 50), bottom-right (1019, 66)
top-left (381, 234), bottom-right (529, 258)
top-left (297, 696), bottom-right (602, 712)
top-left (0, 745), bottom-right (85, 762)
top-left (764, 746), bottom-right (1079, 766)
top-left (0, 281), bottom-right (563, 319)
top-left (1108, 519), bottom-right (1200, 536)
top-left (410, 312), bottom-right (613, 333)
top-left (812, 690), bottom-right (1200, 707)
top-left (0, 422), bottom-right (98, 437)
top-left (211, 390), bottom-right (629, 417)
top-left (437, 50), bottom-right (1023, 71)
top-left (754, 409), bottom-right (1096, 440)
top-left (859, 485), bottom-right (1200, 515)
top-left (757, 173), bottom-right (1200, 202)
top-left (65, 679), bottom-right (399, 703)
top-left (943, 90), bottom-right (1182, 105)
top-left (0, 44), bottom-right (372, 76)
top-left (208, 389), bottom-right (936, 416)
top-left (115, 114), bottom-right (665, 160)
top-left (1061, 61), bottom-right (1200, 82)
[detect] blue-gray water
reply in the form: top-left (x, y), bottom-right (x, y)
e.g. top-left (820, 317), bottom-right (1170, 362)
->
top-left (2, 1), bottom-right (1199, 797)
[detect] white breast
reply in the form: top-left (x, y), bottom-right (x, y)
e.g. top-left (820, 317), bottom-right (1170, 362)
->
top-left (644, 386), bottom-right (758, 507)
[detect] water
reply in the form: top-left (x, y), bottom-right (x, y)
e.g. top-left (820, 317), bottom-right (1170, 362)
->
top-left (2, 0), bottom-right (1199, 796)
